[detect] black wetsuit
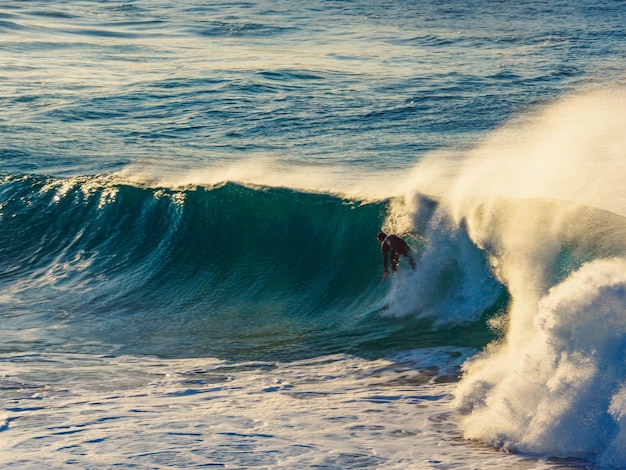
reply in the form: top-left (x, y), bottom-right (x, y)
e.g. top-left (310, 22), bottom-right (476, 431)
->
top-left (381, 235), bottom-right (416, 274)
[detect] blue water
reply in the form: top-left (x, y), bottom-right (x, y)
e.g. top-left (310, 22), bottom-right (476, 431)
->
top-left (1, 1), bottom-right (625, 468)
top-left (3, 0), bottom-right (622, 179)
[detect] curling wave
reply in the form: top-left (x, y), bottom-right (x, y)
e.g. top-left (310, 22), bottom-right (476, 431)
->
top-left (0, 172), bottom-right (503, 360)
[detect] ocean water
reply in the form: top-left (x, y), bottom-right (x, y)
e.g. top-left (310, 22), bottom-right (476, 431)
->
top-left (1, 0), bottom-right (625, 468)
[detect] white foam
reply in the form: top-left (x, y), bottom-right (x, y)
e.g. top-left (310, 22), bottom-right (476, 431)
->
top-left (388, 87), bottom-right (626, 462)
top-left (382, 211), bottom-right (501, 327)
top-left (0, 350), bottom-right (551, 469)
top-left (455, 258), bottom-right (626, 457)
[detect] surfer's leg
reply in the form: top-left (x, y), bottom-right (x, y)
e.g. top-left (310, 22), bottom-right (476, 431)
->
top-left (406, 253), bottom-right (416, 270)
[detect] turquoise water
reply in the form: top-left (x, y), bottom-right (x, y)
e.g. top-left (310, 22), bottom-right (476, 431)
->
top-left (1, 1), bottom-right (625, 468)
top-left (0, 175), bottom-right (501, 360)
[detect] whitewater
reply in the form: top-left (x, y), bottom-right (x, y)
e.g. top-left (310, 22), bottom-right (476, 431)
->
top-left (1, 0), bottom-right (625, 468)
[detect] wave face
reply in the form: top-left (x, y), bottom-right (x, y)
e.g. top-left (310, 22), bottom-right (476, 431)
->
top-left (0, 173), bottom-right (502, 361)
top-left (0, 175), bottom-right (395, 359)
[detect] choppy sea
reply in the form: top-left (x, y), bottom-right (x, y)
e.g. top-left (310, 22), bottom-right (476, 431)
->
top-left (1, 1), bottom-right (625, 468)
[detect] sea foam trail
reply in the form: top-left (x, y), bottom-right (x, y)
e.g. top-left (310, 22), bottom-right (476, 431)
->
top-left (388, 88), bottom-right (626, 462)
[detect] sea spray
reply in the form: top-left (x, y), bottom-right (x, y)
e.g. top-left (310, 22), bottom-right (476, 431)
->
top-left (387, 88), bottom-right (626, 459)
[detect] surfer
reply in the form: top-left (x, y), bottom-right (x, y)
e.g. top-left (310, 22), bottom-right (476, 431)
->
top-left (377, 232), bottom-right (416, 280)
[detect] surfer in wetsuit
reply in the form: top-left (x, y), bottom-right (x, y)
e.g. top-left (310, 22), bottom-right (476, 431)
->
top-left (377, 232), bottom-right (416, 280)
